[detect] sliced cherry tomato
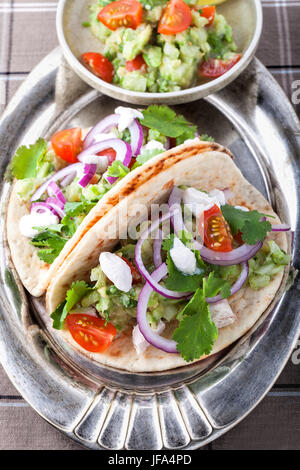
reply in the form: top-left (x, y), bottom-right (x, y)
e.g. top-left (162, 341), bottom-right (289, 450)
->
top-left (97, 148), bottom-right (117, 166)
top-left (51, 128), bottom-right (82, 163)
top-left (98, 0), bottom-right (142, 31)
top-left (81, 52), bottom-right (114, 83)
top-left (121, 257), bottom-right (142, 284)
top-left (125, 54), bottom-right (147, 73)
top-left (66, 314), bottom-right (116, 353)
top-left (199, 5), bottom-right (215, 26)
top-left (200, 204), bottom-right (233, 252)
top-left (199, 54), bottom-right (242, 79)
top-left (158, 0), bottom-right (192, 35)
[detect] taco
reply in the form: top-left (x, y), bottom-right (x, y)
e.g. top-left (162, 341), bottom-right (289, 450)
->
top-left (7, 105), bottom-right (209, 296)
top-left (46, 142), bottom-right (291, 372)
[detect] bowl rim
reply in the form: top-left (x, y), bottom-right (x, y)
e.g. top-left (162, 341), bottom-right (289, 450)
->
top-left (56, 0), bottom-right (263, 100)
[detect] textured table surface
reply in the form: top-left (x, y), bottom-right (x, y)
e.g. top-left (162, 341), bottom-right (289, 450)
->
top-left (0, 0), bottom-right (300, 450)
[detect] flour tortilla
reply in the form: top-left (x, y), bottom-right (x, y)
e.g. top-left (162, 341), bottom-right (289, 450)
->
top-left (45, 142), bottom-right (288, 372)
top-left (7, 139), bottom-right (229, 296)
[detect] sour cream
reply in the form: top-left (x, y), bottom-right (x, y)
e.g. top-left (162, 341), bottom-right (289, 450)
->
top-left (19, 212), bottom-right (59, 238)
top-left (140, 139), bottom-right (165, 155)
top-left (183, 187), bottom-right (226, 218)
top-left (99, 252), bottom-right (132, 292)
top-left (210, 299), bottom-right (236, 329)
top-left (115, 106), bottom-right (144, 132)
top-left (170, 237), bottom-right (196, 275)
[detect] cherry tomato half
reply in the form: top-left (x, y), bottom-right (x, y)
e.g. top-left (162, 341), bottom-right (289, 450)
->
top-left (199, 54), bottom-right (242, 79)
top-left (199, 5), bottom-right (215, 26)
top-left (125, 54), bottom-right (147, 73)
top-left (81, 52), bottom-right (114, 83)
top-left (121, 257), bottom-right (142, 284)
top-left (66, 314), bottom-right (117, 353)
top-left (98, 0), bottom-right (142, 31)
top-left (51, 128), bottom-right (82, 163)
top-left (158, 0), bottom-right (192, 35)
top-left (200, 204), bottom-right (233, 252)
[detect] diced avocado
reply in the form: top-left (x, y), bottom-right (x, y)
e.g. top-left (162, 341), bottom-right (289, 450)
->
top-left (63, 180), bottom-right (82, 202)
top-left (143, 45), bottom-right (162, 68)
top-left (15, 177), bottom-right (48, 201)
top-left (89, 3), bottom-right (111, 42)
top-left (104, 27), bottom-right (125, 58)
top-left (122, 24), bottom-right (152, 61)
top-left (145, 5), bottom-right (163, 24)
top-left (163, 42), bottom-right (180, 59)
top-left (159, 56), bottom-right (195, 88)
top-left (121, 70), bottom-right (148, 92)
top-left (191, 10), bottom-right (208, 29)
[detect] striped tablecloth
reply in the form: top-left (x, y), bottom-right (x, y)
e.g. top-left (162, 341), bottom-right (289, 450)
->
top-left (0, 0), bottom-right (300, 450)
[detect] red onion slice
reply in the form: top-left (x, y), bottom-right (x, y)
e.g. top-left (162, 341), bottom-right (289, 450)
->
top-left (31, 202), bottom-right (57, 216)
top-left (45, 197), bottom-right (65, 219)
top-left (206, 262), bottom-right (249, 303)
top-left (30, 162), bottom-right (82, 202)
top-left (77, 163), bottom-right (97, 187)
top-left (135, 210), bottom-right (191, 299)
top-left (83, 114), bottom-right (120, 149)
top-left (168, 186), bottom-right (187, 234)
top-left (137, 263), bottom-right (178, 354)
top-left (47, 181), bottom-right (66, 204)
top-left (153, 229), bottom-right (163, 269)
top-left (83, 114), bottom-right (143, 155)
top-left (129, 119), bottom-right (143, 155)
top-left (271, 223), bottom-right (291, 232)
top-left (197, 242), bottom-right (263, 266)
top-left (78, 138), bottom-right (132, 185)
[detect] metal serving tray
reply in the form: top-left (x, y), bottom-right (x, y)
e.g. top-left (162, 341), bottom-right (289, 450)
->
top-left (0, 48), bottom-right (299, 450)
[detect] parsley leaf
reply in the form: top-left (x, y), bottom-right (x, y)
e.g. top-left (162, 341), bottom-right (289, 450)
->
top-left (221, 204), bottom-right (273, 245)
top-left (51, 281), bottom-right (93, 330)
top-left (106, 160), bottom-right (130, 179)
top-left (11, 138), bottom-right (48, 179)
top-left (140, 105), bottom-right (197, 139)
top-left (173, 287), bottom-right (218, 362)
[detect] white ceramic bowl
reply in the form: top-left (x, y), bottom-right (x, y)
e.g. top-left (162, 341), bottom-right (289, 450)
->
top-left (56, 0), bottom-right (263, 105)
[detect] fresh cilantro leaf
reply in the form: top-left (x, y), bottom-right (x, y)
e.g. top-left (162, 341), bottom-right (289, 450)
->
top-left (106, 160), bottom-right (130, 179)
top-left (139, 0), bottom-right (167, 7)
top-left (200, 134), bottom-right (214, 142)
top-left (31, 231), bottom-right (67, 264)
top-left (173, 287), bottom-right (218, 362)
top-left (51, 281), bottom-right (93, 330)
top-left (133, 148), bottom-right (163, 169)
top-left (204, 272), bottom-right (231, 299)
top-left (140, 105), bottom-right (197, 139)
top-left (64, 201), bottom-right (96, 218)
top-left (11, 138), bottom-right (48, 179)
top-left (221, 204), bottom-right (273, 245)
top-left (175, 128), bottom-right (198, 146)
top-left (162, 234), bottom-right (207, 292)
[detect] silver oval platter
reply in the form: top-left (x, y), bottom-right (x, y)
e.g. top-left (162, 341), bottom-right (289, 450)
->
top-left (0, 48), bottom-right (299, 450)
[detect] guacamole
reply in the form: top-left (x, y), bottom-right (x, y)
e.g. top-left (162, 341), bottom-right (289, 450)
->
top-left (84, 0), bottom-right (240, 92)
